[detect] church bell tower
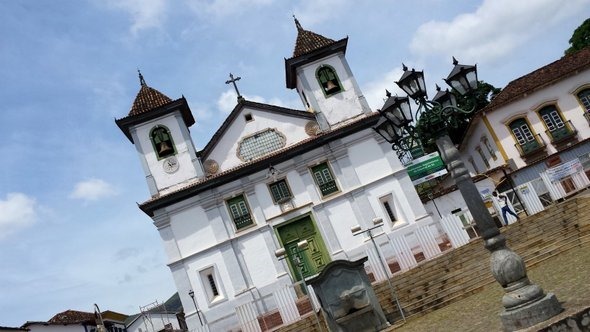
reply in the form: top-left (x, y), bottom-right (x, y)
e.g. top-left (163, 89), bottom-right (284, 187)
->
top-left (285, 18), bottom-right (371, 129)
top-left (116, 72), bottom-right (204, 196)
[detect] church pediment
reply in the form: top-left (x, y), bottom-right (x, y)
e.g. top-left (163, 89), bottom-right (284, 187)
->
top-left (200, 100), bottom-right (317, 175)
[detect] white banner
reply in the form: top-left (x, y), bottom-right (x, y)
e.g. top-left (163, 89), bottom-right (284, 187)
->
top-left (546, 158), bottom-right (583, 182)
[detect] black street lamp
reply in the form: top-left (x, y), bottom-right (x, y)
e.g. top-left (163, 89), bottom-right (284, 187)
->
top-left (188, 289), bottom-right (204, 326)
top-left (374, 58), bottom-right (562, 330)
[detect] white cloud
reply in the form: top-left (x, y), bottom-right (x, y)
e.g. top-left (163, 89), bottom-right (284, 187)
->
top-left (102, 0), bottom-right (168, 35)
top-left (217, 90), bottom-right (239, 114)
top-left (69, 179), bottom-right (117, 202)
top-left (0, 193), bottom-right (37, 239)
top-left (186, 0), bottom-right (274, 18)
top-left (410, 0), bottom-right (590, 63)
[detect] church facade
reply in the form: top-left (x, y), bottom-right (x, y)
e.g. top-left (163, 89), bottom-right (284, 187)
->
top-left (116, 20), bottom-right (443, 331)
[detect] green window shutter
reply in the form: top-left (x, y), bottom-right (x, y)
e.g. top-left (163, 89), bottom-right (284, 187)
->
top-left (227, 195), bottom-right (253, 230)
top-left (311, 163), bottom-right (338, 196)
top-left (510, 118), bottom-right (539, 154)
top-left (540, 106), bottom-right (569, 140)
top-left (578, 89), bottom-right (590, 111)
top-left (269, 180), bottom-right (292, 203)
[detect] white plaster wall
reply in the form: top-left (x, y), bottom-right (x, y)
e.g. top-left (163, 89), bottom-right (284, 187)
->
top-left (365, 180), bottom-right (411, 231)
top-left (26, 325), bottom-right (85, 332)
top-left (484, 68), bottom-right (590, 168)
top-left (462, 123), bottom-right (504, 174)
top-left (170, 204), bottom-right (217, 257)
top-left (424, 178), bottom-right (496, 217)
top-left (239, 231), bottom-right (278, 287)
top-left (158, 225), bottom-right (182, 264)
top-left (297, 53), bottom-right (367, 126)
top-left (207, 107), bottom-right (313, 172)
top-left (325, 199), bottom-right (364, 252)
top-left (348, 138), bottom-right (391, 185)
top-left (132, 112), bottom-right (198, 191)
top-left (127, 314), bottom-right (180, 332)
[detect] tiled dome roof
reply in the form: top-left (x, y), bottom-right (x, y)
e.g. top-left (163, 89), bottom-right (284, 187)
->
top-left (128, 72), bottom-right (172, 116)
top-left (292, 18), bottom-right (336, 58)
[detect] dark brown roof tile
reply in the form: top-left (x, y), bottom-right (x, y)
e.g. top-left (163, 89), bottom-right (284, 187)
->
top-left (129, 84), bottom-right (173, 117)
top-left (292, 18), bottom-right (336, 58)
top-left (485, 47), bottom-right (590, 112)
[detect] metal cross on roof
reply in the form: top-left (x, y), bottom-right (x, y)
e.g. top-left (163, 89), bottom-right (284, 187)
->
top-left (138, 69), bottom-right (146, 86)
top-left (225, 73), bottom-right (243, 101)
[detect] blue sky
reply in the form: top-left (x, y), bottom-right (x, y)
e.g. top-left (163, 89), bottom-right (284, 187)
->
top-left (1, 0), bottom-right (588, 326)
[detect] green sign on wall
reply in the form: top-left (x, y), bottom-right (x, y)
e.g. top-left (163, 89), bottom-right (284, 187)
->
top-left (406, 152), bottom-right (448, 185)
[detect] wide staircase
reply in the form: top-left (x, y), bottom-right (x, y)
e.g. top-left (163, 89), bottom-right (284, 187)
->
top-left (278, 195), bottom-right (590, 331)
top-left (377, 195), bottom-right (590, 324)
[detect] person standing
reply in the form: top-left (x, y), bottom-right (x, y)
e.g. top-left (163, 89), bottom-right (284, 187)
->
top-left (493, 191), bottom-right (520, 225)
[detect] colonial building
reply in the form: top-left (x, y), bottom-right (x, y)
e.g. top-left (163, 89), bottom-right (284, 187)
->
top-left (22, 310), bottom-right (127, 332)
top-left (424, 47), bottom-right (590, 229)
top-left (116, 20), bottom-right (444, 331)
top-left (459, 47), bottom-right (590, 211)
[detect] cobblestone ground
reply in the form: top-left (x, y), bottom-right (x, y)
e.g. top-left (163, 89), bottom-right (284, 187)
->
top-left (391, 242), bottom-right (590, 332)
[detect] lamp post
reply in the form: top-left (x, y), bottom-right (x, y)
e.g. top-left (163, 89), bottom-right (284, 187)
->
top-left (188, 290), bottom-right (204, 326)
top-left (275, 240), bottom-right (324, 332)
top-left (374, 58), bottom-right (562, 330)
top-left (351, 218), bottom-right (405, 323)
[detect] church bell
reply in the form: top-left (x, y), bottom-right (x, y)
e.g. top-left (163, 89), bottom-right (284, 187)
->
top-left (325, 80), bottom-right (338, 92)
top-left (158, 141), bottom-right (173, 155)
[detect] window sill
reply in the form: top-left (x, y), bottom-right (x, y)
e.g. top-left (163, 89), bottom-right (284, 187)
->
top-left (208, 295), bottom-right (227, 307)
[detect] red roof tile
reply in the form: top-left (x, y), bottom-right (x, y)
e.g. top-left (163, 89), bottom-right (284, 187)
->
top-left (128, 84), bottom-right (173, 117)
top-left (484, 47), bottom-right (590, 112)
top-left (292, 18), bottom-right (337, 58)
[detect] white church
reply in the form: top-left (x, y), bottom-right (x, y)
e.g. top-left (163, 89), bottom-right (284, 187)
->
top-left (116, 19), bottom-right (449, 331)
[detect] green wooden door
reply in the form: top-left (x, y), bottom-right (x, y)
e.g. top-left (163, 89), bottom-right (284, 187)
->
top-left (277, 216), bottom-right (330, 281)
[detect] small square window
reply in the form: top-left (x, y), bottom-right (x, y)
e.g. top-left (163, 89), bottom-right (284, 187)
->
top-left (244, 113), bottom-right (253, 122)
top-left (311, 162), bottom-right (339, 197)
top-left (226, 195), bottom-right (254, 230)
top-left (269, 179), bottom-right (292, 204)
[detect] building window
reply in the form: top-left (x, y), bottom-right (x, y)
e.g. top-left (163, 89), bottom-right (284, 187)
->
top-left (311, 162), bottom-right (339, 197)
top-left (509, 118), bottom-right (540, 155)
top-left (237, 128), bottom-right (286, 161)
top-left (226, 195), bottom-right (254, 230)
top-left (379, 194), bottom-right (398, 224)
top-left (200, 267), bottom-right (223, 303)
top-left (316, 65), bottom-right (342, 96)
top-left (468, 157), bottom-right (479, 174)
top-left (539, 106), bottom-right (569, 141)
top-left (577, 88), bottom-right (590, 112)
top-left (269, 179), bottom-right (292, 204)
top-left (475, 146), bottom-right (490, 169)
top-left (481, 136), bottom-right (497, 160)
top-left (244, 113), bottom-right (253, 122)
top-left (150, 125), bottom-right (176, 159)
